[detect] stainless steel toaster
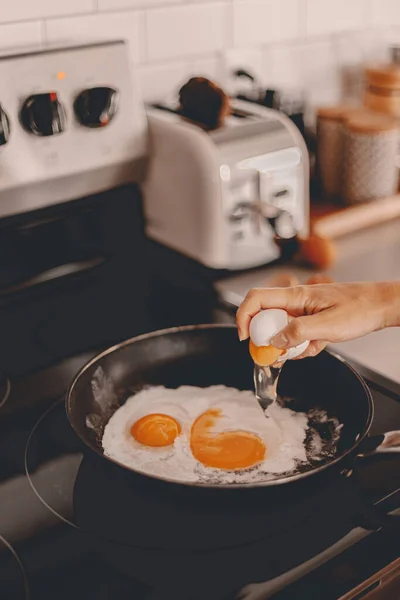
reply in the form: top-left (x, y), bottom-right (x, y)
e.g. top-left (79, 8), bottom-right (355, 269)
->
top-left (142, 99), bottom-right (309, 270)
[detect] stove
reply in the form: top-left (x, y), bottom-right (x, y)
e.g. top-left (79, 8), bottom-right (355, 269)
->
top-left (0, 40), bottom-right (146, 220)
top-left (0, 40), bottom-right (216, 600)
top-left (0, 40), bottom-right (399, 600)
top-left (0, 350), bottom-right (399, 600)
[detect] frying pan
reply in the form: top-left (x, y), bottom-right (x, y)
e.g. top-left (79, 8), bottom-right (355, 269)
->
top-left (66, 324), bottom-right (400, 490)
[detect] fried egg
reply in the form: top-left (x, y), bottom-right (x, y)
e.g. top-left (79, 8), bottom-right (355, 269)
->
top-left (102, 387), bottom-right (194, 458)
top-left (101, 385), bottom-right (308, 484)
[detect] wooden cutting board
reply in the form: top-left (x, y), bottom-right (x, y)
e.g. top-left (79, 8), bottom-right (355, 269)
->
top-left (310, 194), bottom-right (400, 239)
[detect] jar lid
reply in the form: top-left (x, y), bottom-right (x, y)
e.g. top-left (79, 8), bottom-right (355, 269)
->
top-left (366, 65), bottom-right (400, 90)
top-left (316, 105), bottom-right (369, 122)
top-left (316, 105), bottom-right (351, 121)
top-left (345, 111), bottom-right (399, 134)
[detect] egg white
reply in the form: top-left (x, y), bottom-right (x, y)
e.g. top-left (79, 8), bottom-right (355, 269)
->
top-left (102, 389), bottom-right (193, 458)
top-left (101, 385), bottom-right (310, 484)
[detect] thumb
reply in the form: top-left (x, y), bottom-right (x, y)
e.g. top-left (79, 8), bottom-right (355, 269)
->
top-left (271, 309), bottom-right (337, 349)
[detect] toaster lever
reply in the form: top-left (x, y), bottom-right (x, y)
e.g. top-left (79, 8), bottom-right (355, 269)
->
top-left (262, 206), bottom-right (297, 240)
top-left (229, 202), bottom-right (253, 222)
top-left (229, 202), bottom-right (297, 240)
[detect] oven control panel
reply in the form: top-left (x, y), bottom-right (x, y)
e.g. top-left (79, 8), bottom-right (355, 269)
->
top-left (0, 41), bottom-right (147, 218)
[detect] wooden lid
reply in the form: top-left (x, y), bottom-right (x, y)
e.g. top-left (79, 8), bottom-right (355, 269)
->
top-left (366, 65), bottom-right (400, 90)
top-left (345, 111), bottom-right (399, 134)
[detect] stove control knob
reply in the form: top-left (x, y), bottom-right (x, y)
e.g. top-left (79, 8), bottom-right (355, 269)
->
top-left (74, 87), bottom-right (118, 128)
top-left (20, 92), bottom-right (66, 137)
top-left (0, 105), bottom-right (10, 146)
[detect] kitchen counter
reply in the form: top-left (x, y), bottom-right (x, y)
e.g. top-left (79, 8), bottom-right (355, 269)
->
top-left (214, 218), bottom-right (400, 396)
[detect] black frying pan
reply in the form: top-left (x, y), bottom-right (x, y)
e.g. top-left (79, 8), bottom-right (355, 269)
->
top-left (65, 324), bottom-right (398, 490)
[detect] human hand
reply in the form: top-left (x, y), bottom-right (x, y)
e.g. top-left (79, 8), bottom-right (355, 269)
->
top-left (236, 281), bottom-right (400, 359)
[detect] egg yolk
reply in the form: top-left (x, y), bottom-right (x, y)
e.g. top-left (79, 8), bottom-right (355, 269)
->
top-left (249, 339), bottom-right (283, 367)
top-left (131, 413), bottom-right (181, 447)
top-left (190, 408), bottom-right (266, 470)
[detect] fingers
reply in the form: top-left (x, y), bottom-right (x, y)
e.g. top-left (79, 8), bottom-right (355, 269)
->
top-left (305, 274), bottom-right (334, 286)
top-left (236, 274), bottom-right (336, 342)
top-left (236, 287), bottom-right (307, 341)
top-left (292, 340), bottom-right (328, 360)
top-left (265, 271), bottom-right (300, 288)
top-left (271, 308), bottom-right (341, 349)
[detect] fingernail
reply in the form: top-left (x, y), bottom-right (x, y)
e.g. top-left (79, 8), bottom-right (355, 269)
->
top-left (271, 333), bottom-right (288, 349)
top-left (238, 328), bottom-right (245, 341)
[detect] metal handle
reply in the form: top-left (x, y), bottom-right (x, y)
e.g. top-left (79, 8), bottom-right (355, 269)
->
top-left (0, 257), bottom-right (105, 297)
top-left (229, 201), bottom-right (297, 240)
top-left (229, 166), bottom-right (298, 240)
top-left (357, 431), bottom-right (400, 457)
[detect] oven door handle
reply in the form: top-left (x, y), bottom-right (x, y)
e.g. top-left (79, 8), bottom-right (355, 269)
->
top-left (0, 257), bottom-right (106, 297)
top-left (237, 505), bottom-right (400, 600)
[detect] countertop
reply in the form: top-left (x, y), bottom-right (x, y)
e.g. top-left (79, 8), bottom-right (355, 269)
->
top-left (214, 218), bottom-right (400, 396)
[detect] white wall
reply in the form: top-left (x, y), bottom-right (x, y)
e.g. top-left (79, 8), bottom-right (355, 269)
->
top-left (1, 0), bottom-right (400, 112)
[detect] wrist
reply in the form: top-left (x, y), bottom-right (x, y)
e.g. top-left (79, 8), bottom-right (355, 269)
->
top-left (381, 281), bottom-right (400, 328)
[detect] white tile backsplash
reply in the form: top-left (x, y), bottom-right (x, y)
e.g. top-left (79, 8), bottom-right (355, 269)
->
top-left (0, 0), bottom-right (95, 23)
top-left (45, 11), bottom-right (144, 64)
top-left (306, 0), bottom-right (367, 36)
top-left (146, 3), bottom-right (229, 62)
top-left (233, 0), bottom-right (302, 47)
top-left (189, 55), bottom-right (222, 84)
top-left (99, 0), bottom-right (183, 9)
top-left (371, 0), bottom-right (400, 27)
top-left (0, 21), bottom-right (42, 51)
top-left (223, 47), bottom-right (267, 95)
top-left (0, 0), bottom-right (399, 109)
top-left (138, 61), bottom-right (189, 103)
top-left (266, 39), bottom-right (339, 91)
top-left (264, 38), bottom-right (341, 122)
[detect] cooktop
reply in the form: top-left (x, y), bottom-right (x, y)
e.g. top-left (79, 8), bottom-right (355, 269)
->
top-left (0, 350), bottom-right (399, 600)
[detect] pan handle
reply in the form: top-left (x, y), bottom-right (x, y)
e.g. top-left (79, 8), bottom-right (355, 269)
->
top-left (357, 431), bottom-right (400, 457)
top-left (353, 430), bottom-right (400, 532)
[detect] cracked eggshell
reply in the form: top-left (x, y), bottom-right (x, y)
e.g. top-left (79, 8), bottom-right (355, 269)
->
top-left (279, 340), bottom-right (310, 361)
top-left (249, 309), bottom-right (288, 347)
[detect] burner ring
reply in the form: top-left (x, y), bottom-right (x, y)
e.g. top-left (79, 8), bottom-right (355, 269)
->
top-left (24, 399), bottom-right (82, 530)
top-left (0, 533), bottom-right (30, 599)
top-left (0, 369), bottom-right (11, 410)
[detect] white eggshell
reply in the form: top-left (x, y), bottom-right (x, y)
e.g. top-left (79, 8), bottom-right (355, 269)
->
top-left (279, 340), bottom-right (310, 361)
top-left (249, 309), bottom-right (288, 347)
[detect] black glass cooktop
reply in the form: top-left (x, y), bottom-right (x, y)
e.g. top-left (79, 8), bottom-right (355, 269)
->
top-left (0, 351), bottom-right (399, 600)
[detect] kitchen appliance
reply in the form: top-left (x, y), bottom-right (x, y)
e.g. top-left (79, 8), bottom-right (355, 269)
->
top-left (66, 324), bottom-right (399, 491)
top-left (0, 41), bottom-right (146, 219)
top-left (0, 41), bottom-right (399, 600)
top-left (143, 99), bottom-right (309, 270)
top-left (0, 41), bottom-right (173, 381)
top-left (231, 68), bottom-right (306, 138)
top-left (0, 347), bottom-right (397, 600)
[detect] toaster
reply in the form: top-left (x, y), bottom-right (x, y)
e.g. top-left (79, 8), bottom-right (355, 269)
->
top-left (142, 99), bottom-right (309, 270)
